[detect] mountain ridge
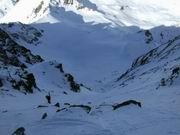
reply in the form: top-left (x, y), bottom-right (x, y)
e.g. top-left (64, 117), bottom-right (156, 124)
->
top-left (0, 0), bottom-right (179, 28)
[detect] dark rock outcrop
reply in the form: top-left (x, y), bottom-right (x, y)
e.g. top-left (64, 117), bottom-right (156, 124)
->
top-left (54, 102), bottom-right (60, 108)
top-left (117, 35), bottom-right (180, 86)
top-left (65, 73), bottom-right (80, 92)
top-left (112, 100), bottom-right (142, 110)
top-left (0, 28), bottom-right (43, 68)
top-left (69, 104), bottom-right (91, 113)
top-left (0, 22), bottom-right (43, 45)
top-left (12, 127), bottom-right (25, 135)
top-left (41, 113), bottom-right (48, 119)
top-left (55, 63), bottom-right (64, 73)
top-left (11, 72), bottom-right (37, 93)
top-left (34, 1), bottom-right (44, 14)
top-left (158, 66), bottom-right (180, 88)
top-left (45, 92), bottom-right (51, 104)
top-left (0, 79), bottom-right (3, 87)
top-left (144, 30), bottom-right (153, 44)
top-left (64, 0), bottom-right (73, 5)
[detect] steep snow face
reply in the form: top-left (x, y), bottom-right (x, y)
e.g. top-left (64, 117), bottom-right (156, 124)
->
top-left (0, 0), bottom-right (50, 23)
top-left (0, 0), bottom-right (19, 18)
top-left (0, 0), bottom-right (180, 28)
top-left (35, 0), bottom-right (180, 28)
top-left (88, 0), bottom-right (180, 28)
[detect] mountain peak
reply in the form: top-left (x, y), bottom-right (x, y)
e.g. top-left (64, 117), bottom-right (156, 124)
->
top-left (0, 0), bottom-right (179, 28)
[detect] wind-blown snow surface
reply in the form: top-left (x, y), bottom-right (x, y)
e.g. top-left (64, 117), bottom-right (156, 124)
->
top-left (0, 0), bottom-right (180, 135)
top-left (0, 0), bottom-right (180, 28)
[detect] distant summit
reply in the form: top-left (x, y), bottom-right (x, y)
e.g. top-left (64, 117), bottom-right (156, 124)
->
top-left (0, 0), bottom-right (179, 28)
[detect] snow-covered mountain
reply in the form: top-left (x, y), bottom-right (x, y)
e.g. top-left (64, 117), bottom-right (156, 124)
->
top-left (0, 0), bottom-right (180, 28)
top-left (0, 0), bottom-right (180, 135)
top-left (0, 0), bottom-right (19, 18)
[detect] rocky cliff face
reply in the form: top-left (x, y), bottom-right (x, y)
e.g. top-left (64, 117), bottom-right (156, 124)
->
top-left (116, 34), bottom-right (180, 89)
top-left (0, 23), bottom-right (82, 94)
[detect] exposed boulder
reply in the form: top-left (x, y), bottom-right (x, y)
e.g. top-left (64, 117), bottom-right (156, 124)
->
top-left (41, 113), bottom-right (48, 119)
top-left (112, 100), bottom-right (142, 110)
top-left (172, 67), bottom-right (180, 75)
top-left (54, 102), bottom-right (60, 108)
top-left (37, 105), bottom-right (48, 108)
top-left (69, 104), bottom-right (91, 113)
top-left (55, 63), bottom-right (64, 73)
top-left (12, 127), bottom-right (25, 135)
top-left (65, 73), bottom-right (80, 92)
top-left (45, 92), bottom-right (51, 104)
top-left (0, 78), bottom-right (3, 87)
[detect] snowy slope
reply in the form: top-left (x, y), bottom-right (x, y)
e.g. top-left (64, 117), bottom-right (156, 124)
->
top-left (88, 0), bottom-right (180, 28)
top-left (0, 0), bottom-right (180, 135)
top-left (0, 0), bottom-right (180, 28)
top-left (0, 0), bottom-right (19, 18)
top-left (0, 0), bottom-right (50, 23)
top-left (0, 25), bottom-right (180, 135)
